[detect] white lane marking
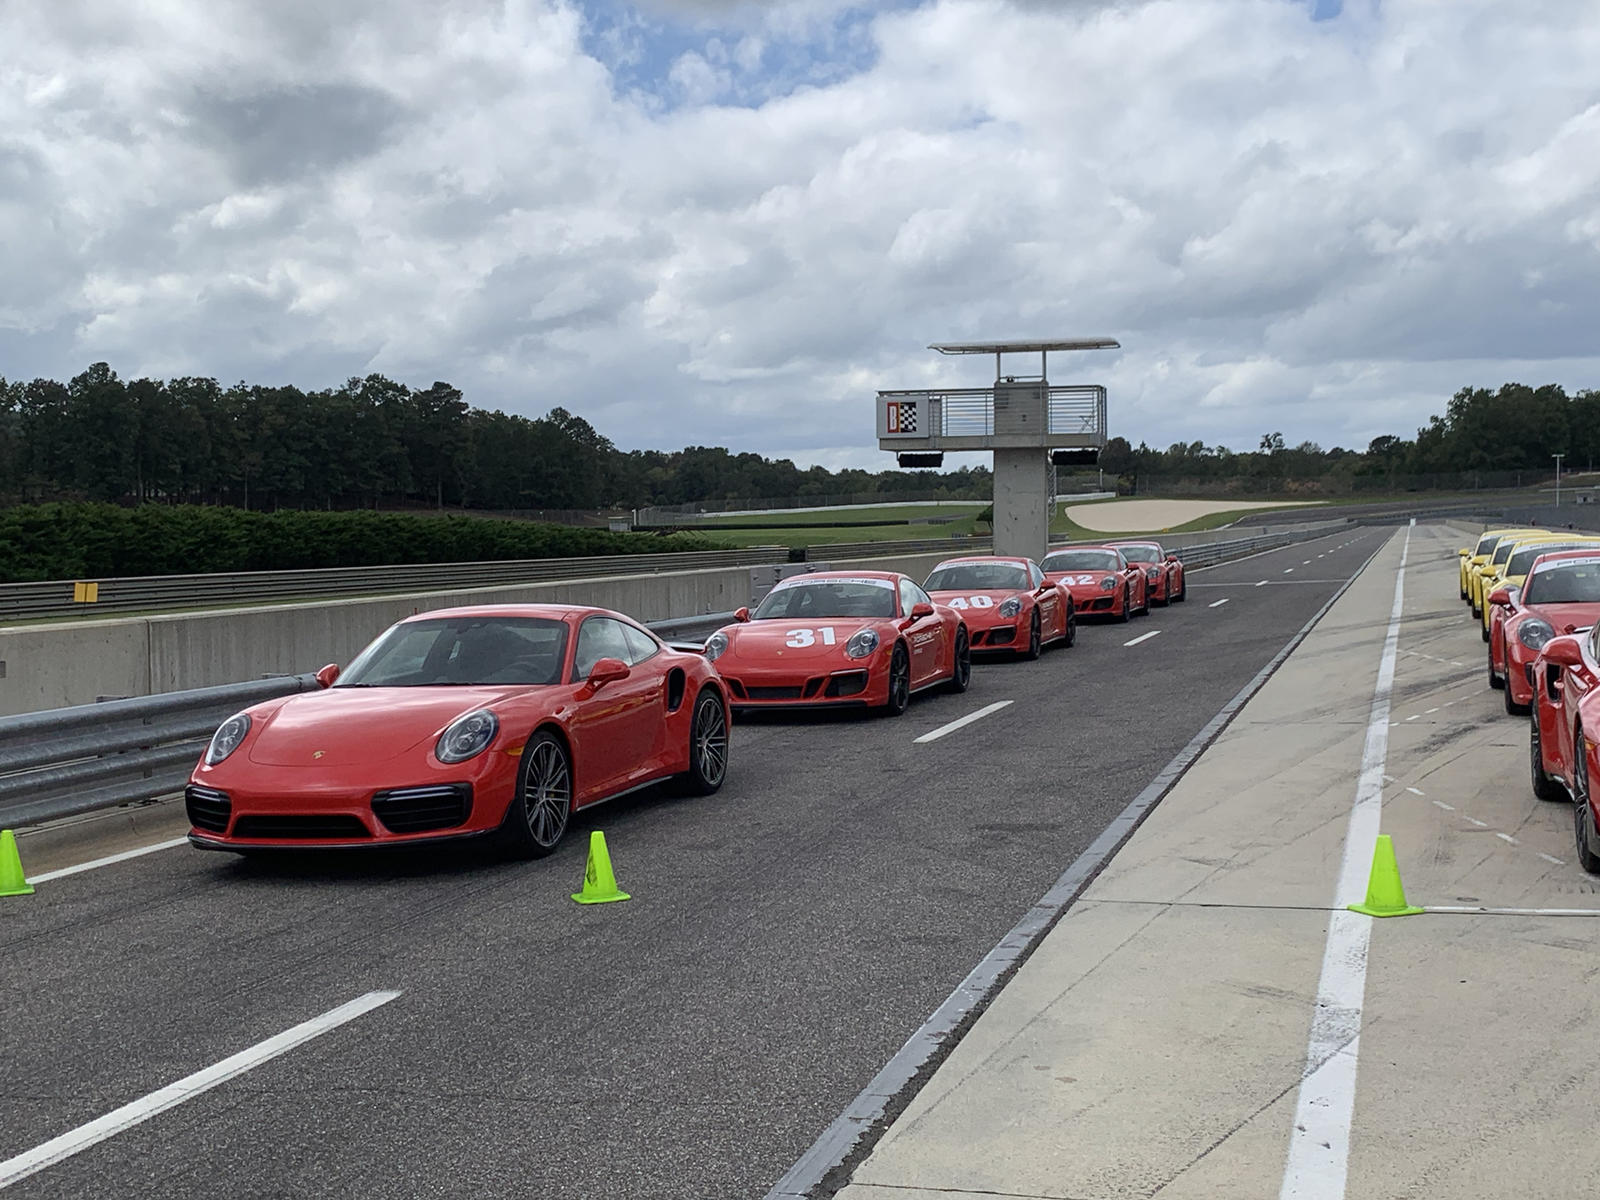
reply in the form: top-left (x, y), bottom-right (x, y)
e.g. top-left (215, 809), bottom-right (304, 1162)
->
top-left (1495, 832), bottom-right (1519, 845)
top-left (1382, 774), bottom-right (1395, 782)
top-left (1431, 800), bottom-right (1456, 811)
top-left (1539, 853), bottom-right (1566, 865)
top-left (1279, 525), bottom-right (1408, 1200)
top-left (0, 990), bottom-right (401, 1190)
top-left (1123, 631), bottom-right (1162, 648)
top-left (1430, 906), bottom-right (1599, 916)
top-left (913, 701), bottom-right (1014, 745)
top-left (1466, 817), bottom-right (1488, 827)
top-left (1256, 580), bottom-right (1268, 587)
top-left (1284, 568), bottom-right (1295, 574)
top-left (1209, 598), bottom-right (1231, 609)
top-left (1405, 786), bottom-right (1424, 795)
top-left (1303, 560), bottom-right (1312, 565)
top-left (1424, 707), bottom-right (1438, 714)
top-left (25, 837), bottom-right (190, 885)
top-left (1405, 714), bottom-right (1420, 721)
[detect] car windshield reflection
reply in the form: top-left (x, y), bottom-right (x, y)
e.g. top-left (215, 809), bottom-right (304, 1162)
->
top-left (336, 617), bottom-right (570, 687)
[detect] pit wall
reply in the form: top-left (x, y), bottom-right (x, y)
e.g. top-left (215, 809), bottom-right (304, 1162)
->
top-left (0, 524), bottom-right (1350, 717)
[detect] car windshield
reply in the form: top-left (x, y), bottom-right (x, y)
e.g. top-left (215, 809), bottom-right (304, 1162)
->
top-left (1491, 541), bottom-right (1521, 566)
top-left (1474, 534), bottom-right (1501, 555)
top-left (925, 563), bottom-right (1030, 592)
top-left (1044, 550), bottom-right (1121, 572)
top-left (753, 580), bottom-right (897, 619)
top-left (1117, 544), bottom-right (1160, 563)
top-left (1524, 563), bottom-right (1600, 605)
top-left (1507, 543), bottom-right (1594, 578)
top-left (337, 616), bottom-right (570, 686)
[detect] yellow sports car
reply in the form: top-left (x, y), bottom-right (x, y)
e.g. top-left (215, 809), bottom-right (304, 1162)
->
top-left (1462, 528), bottom-right (1546, 615)
top-left (1478, 532), bottom-right (1600, 639)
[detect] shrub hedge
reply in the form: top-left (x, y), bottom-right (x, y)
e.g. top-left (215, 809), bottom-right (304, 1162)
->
top-left (0, 504), bottom-right (726, 583)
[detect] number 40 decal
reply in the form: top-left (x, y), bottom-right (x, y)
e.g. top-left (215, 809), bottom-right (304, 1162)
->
top-left (784, 627), bottom-right (837, 647)
top-left (945, 596), bottom-right (995, 609)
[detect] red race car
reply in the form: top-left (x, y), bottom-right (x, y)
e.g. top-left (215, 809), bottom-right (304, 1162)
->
top-left (1041, 545), bottom-right (1148, 622)
top-left (704, 571), bottom-right (969, 715)
top-left (922, 556), bottom-right (1074, 658)
top-left (1493, 550), bottom-right (1600, 716)
top-left (1109, 540), bottom-right (1186, 605)
top-left (1529, 620), bottom-right (1600, 872)
top-left (186, 604), bottom-right (730, 858)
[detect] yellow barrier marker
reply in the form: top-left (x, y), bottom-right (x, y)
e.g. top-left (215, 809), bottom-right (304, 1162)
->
top-left (0, 829), bottom-right (34, 897)
top-left (72, 581), bottom-right (99, 603)
top-left (1348, 833), bottom-right (1422, 917)
top-left (571, 831), bottom-right (630, 905)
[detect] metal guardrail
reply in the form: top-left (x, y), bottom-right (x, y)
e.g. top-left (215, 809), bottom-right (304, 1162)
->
top-left (0, 546), bottom-right (793, 623)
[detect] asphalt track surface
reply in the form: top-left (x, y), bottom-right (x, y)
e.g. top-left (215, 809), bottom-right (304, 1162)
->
top-left (0, 526), bottom-right (1387, 1199)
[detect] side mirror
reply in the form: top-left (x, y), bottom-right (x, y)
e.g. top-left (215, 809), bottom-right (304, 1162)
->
top-left (1543, 638), bottom-right (1583, 668)
top-left (734, 607), bottom-right (751, 623)
top-left (909, 602), bottom-right (935, 620)
top-left (586, 657), bottom-right (631, 688)
top-left (1165, 553), bottom-right (1179, 562)
top-left (1488, 587), bottom-right (1514, 607)
top-left (315, 663), bottom-right (341, 688)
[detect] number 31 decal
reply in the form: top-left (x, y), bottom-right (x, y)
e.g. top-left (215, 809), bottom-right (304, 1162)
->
top-left (945, 596), bottom-right (994, 609)
top-left (785, 627), bottom-right (837, 647)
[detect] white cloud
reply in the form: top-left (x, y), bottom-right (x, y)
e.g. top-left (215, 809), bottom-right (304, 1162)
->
top-left (2, 0), bottom-right (1599, 470)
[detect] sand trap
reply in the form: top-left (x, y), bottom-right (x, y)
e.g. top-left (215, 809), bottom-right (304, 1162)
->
top-left (1065, 499), bottom-right (1325, 533)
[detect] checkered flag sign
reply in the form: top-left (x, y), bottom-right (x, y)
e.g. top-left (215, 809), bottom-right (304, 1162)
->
top-left (886, 400), bottom-right (918, 434)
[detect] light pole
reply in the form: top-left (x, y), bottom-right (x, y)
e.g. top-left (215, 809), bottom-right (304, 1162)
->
top-left (1554, 454), bottom-right (1565, 507)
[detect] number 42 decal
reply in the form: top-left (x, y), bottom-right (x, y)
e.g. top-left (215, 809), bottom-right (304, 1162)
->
top-left (785, 627), bottom-right (837, 647)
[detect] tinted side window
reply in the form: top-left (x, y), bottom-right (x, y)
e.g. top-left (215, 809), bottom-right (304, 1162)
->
top-left (897, 579), bottom-right (917, 616)
top-left (621, 622), bottom-right (661, 665)
top-left (573, 617), bottom-right (632, 679)
top-left (1029, 561), bottom-right (1044, 588)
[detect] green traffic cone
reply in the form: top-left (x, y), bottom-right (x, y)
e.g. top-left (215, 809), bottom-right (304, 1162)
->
top-left (571, 831), bottom-right (630, 905)
top-left (1348, 833), bottom-right (1422, 917)
top-left (0, 829), bottom-right (35, 898)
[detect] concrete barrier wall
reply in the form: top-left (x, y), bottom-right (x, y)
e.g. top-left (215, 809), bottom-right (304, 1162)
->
top-left (0, 521), bottom-right (1358, 717)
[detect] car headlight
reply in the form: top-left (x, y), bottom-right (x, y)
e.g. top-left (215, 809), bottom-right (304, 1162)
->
top-left (846, 628), bottom-right (879, 659)
top-left (205, 713), bottom-right (251, 765)
top-left (998, 597), bottom-right (1022, 618)
top-left (704, 631), bottom-right (729, 662)
top-left (1099, 577), bottom-right (1117, 591)
top-left (1146, 566), bottom-right (1161, 580)
top-left (436, 710), bottom-right (499, 764)
top-left (1519, 619), bottom-right (1556, 652)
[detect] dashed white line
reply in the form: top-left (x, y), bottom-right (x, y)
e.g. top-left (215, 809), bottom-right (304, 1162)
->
top-left (26, 837), bottom-right (190, 885)
top-left (1123, 630), bottom-right (1162, 648)
top-left (1465, 817), bottom-right (1488, 827)
top-left (0, 990), bottom-right (403, 1189)
top-left (1405, 715), bottom-right (1420, 721)
top-left (1431, 800), bottom-right (1456, 811)
top-left (1255, 580), bottom-right (1268, 588)
top-left (1209, 598), bottom-right (1230, 609)
top-left (1495, 832), bottom-right (1519, 845)
top-left (1539, 853), bottom-right (1566, 865)
top-left (1283, 568), bottom-right (1295, 574)
top-left (1424, 707), bottom-right (1438, 714)
top-left (913, 700), bottom-right (1014, 744)
top-left (1405, 786), bottom-right (1424, 795)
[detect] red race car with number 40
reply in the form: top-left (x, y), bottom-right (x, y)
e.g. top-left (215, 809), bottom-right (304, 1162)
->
top-left (705, 571), bottom-right (969, 715)
top-left (1490, 550), bottom-right (1600, 715)
top-left (923, 556), bottom-right (1074, 658)
top-left (186, 604), bottom-right (731, 859)
top-left (1530, 620), bottom-right (1600, 873)
top-left (1109, 540), bottom-right (1186, 605)
top-left (1042, 545), bottom-right (1148, 622)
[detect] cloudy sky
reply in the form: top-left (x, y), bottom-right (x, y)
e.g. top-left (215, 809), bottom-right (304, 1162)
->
top-left (4, 0), bottom-right (1598, 469)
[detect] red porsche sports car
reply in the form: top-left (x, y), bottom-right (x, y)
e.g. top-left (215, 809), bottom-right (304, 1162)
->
top-left (1492, 550), bottom-right (1600, 716)
top-left (186, 604), bottom-right (730, 857)
top-left (922, 556), bottom-right (1074, 658)
top-left (1041, 545), bottom-right (1148, 622)
top-left (1529, 620), bottom-right (1600, 872)
top-left (704, 571), bottom-right (969, 715)
top-left (1109, 540), bottom-right (1186, 605)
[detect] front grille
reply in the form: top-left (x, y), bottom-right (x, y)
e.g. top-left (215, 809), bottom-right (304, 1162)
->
top-left (726, 679), bottom-right (748, 700)
top-left (230, 815), bottom-right (372, 840)
top-left (185, 785), bottom-right (231, 833)
top-left (825, 671), bottom-right (869, 698)
top-left (371, 784), bottom-right (473, 834)
top-left (745, 685), bottom-right (803, 700)
top-left (989, 627), bottom-right (1016, 644)
top-left (1086, 597), bottom-right (1113, 611)
top-left (802, 678), bottom-right (825, 699)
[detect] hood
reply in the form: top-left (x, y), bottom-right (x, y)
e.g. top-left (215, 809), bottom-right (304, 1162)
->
top-left (926, 589), bottom-right (1021, 605)
top-left (245, 685), bottom-right (526, 766)
top-left (1046, 570), bottom-right (1117, 585)
top-left (1524, 602), bottom-right (1600, 635)
top-left (720, 617), bottom-right (880, 661)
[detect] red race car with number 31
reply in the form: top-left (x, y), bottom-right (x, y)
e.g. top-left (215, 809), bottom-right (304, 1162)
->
top-left (705, 571), bottom-right (970, 715)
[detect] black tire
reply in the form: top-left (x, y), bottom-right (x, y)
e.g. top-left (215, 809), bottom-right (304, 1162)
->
top-left (1022, 611), bottom-right (1042, 660)
top-left (498, 730), bottom-right (572, 858)
top-left (1503, 671), bottom-right (1528, 716)
top-left (1061, 604), bottom-right (1077, 649)
top-left (676, 688), bottom-right (729, 796)
top-left (946, 627), bottom-right (971, 693)
top-left (1531, 707), bottom-right (1564, 801)
top-left (881, 643), bottom-right (911, 716)
top-left (1153, 578), bottom-right (1170, 608)
top-left (1480, 620), bottom-right (1490, 644)
top-left (1116, 587), bottom-right (1132, 624)
top-left (1575, 731), bottom-right (1600, 873)
top-left (1488, 643), bottom-right (1504, 691)
top-left (1139, 583), bottom-right (1152, 617)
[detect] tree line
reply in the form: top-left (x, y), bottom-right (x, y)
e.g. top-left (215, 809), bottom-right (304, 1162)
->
top-left (0, 364), bottom-right (991, 512)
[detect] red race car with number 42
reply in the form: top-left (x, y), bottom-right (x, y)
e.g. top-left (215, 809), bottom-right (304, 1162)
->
top-left (1042, 545), bottom-right (1148, 622)
top-left (923, 556), bottom-right (1075, 658)
top-left (705, 571), bottom-right (970, 715)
